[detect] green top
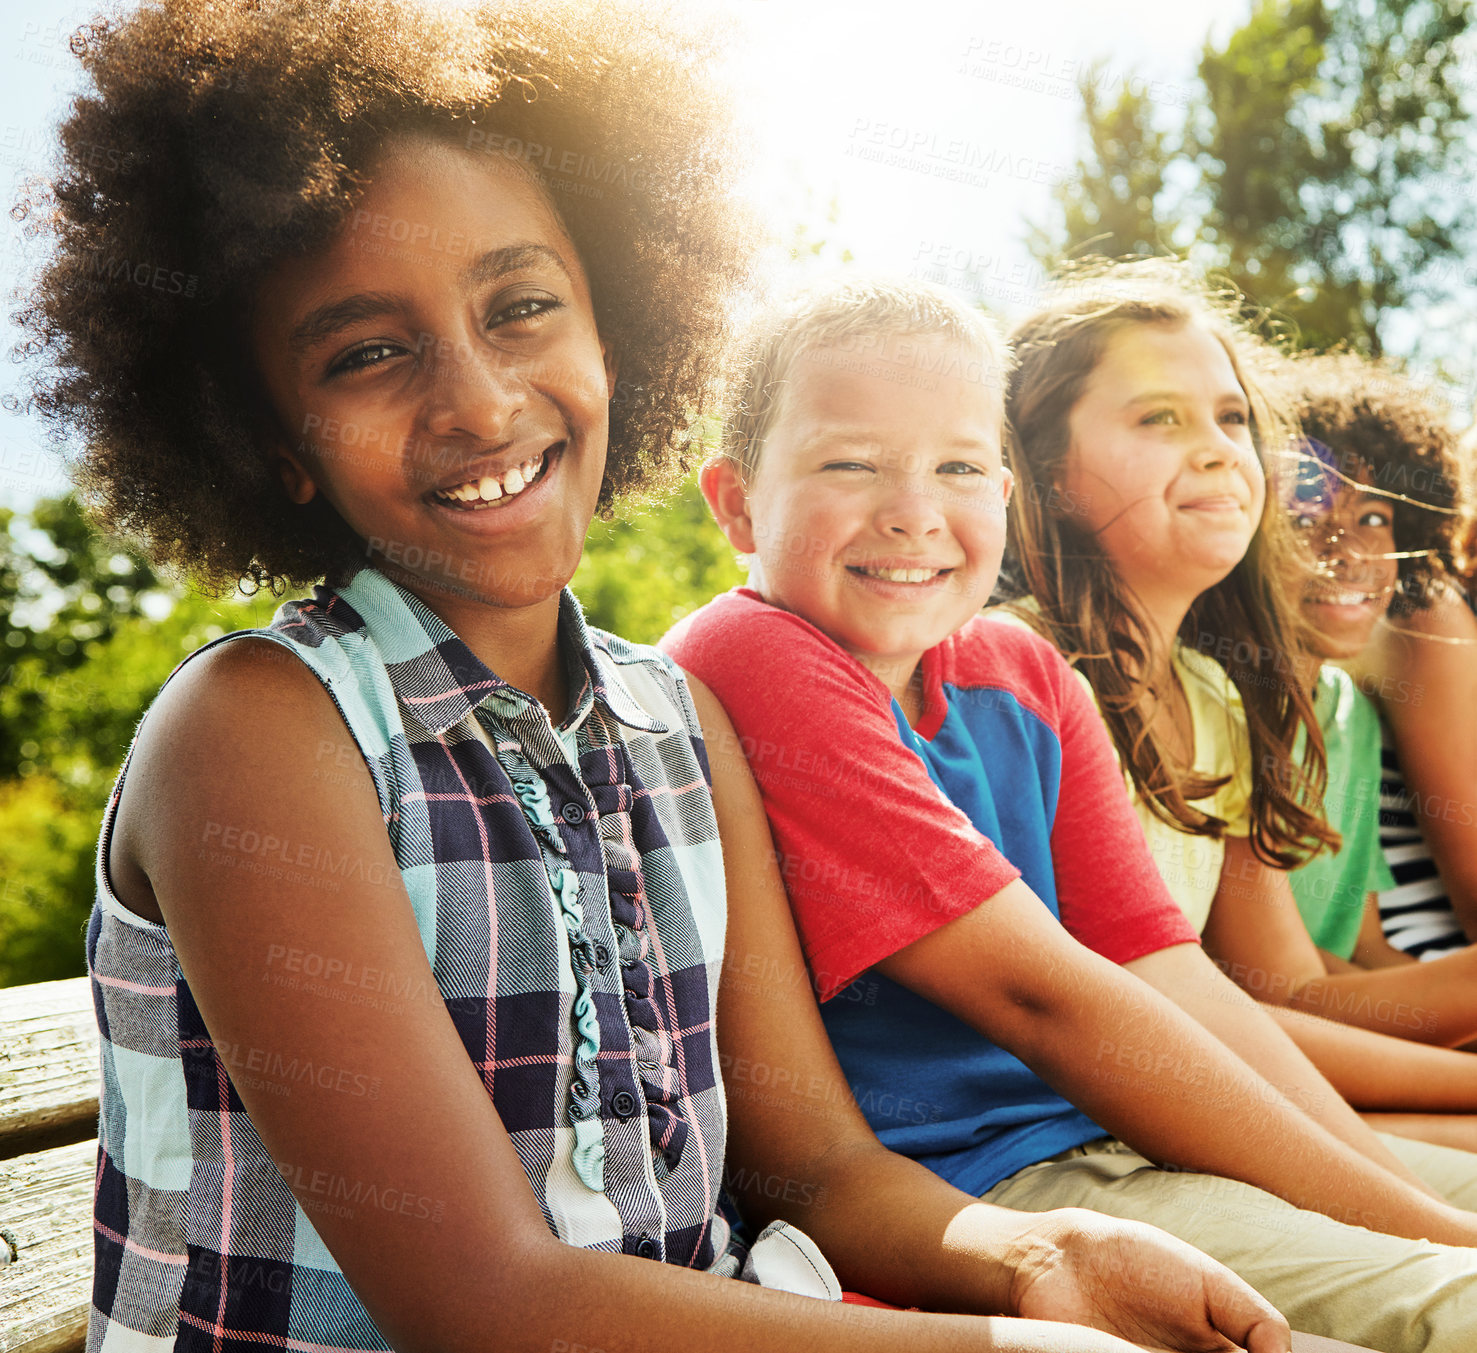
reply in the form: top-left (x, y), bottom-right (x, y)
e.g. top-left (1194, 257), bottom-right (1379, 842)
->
top-left (1290, 666), bottom-right (1397, 959)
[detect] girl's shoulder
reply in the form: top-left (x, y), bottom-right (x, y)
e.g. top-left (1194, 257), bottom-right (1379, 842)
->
top-left (134, 581), bottom-right (384, 739)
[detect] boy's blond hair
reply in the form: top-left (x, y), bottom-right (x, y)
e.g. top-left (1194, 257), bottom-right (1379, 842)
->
top-left (721, 276), bottom-right (1013, 483)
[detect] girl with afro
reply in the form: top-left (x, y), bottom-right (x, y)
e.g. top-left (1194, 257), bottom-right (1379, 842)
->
top-left (18, 2), bottom-right (1293, 1351)
top-left (1285, 357), bottom-right (1477, 964)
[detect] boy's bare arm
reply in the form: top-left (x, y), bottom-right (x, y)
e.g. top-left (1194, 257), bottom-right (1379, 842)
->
top-left (875, 878), bottom-right (1477, 1247)
top-left (691, 676), bottom-right (1291, 1353)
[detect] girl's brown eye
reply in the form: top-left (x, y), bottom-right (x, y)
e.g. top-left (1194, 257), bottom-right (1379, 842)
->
top-left (489, 296), bottom-right (562, 328)
top-left (329, 342), bottom-right (402, 376)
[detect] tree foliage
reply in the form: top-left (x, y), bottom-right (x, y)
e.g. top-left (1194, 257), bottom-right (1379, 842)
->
top-left (1030, 63), bottom-right (1180, 264)
top-left (0, 497), bottom-right (280, 983)
top-left (574, 475), bottom-right (745, 646)
top-left (1036, 0), bottom-right (1474, 354)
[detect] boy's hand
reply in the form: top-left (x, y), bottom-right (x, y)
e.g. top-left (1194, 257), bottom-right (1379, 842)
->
top-left (1005, 1209), bottom-right (1290, 1352)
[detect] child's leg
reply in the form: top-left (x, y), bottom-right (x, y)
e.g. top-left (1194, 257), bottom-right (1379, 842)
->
top-left (1364, 1113), bottom-right (1477, 1156)
top-left (1374, 1129), bottom-right (1477, 1210)
top-left (981, 1138), bottom-right (1477, 1353)
top-left (1293, 1340), bottom-right (1381, 1353)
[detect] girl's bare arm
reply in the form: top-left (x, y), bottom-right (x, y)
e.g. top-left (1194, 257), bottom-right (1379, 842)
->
top-left (1258, 1002), bottom-right (1477, 1111)
top-left (1351, 894), bottom-right (1417, 970)
top-left (1348, 592), bottom-right (1477, 940)
top-left (116, 639), bottom-right (1155, 1353)
top-left (1204, 837), bottom-right (1477, 1046)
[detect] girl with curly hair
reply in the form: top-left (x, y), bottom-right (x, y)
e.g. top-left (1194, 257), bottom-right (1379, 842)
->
top-left (1174, 349), bottom-right (1477, 1061)
top-left (18, 3), bottom-right (1297, 1352)
top-left (1286, 358), bottom-right (1477, 964)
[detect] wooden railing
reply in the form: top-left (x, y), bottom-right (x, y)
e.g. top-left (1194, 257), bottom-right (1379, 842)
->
top-left (1, 977), bottom-right (96, 1353)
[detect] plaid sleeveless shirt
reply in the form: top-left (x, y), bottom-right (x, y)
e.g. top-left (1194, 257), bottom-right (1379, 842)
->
top-left (87, 569), bottom-right (741, 1353)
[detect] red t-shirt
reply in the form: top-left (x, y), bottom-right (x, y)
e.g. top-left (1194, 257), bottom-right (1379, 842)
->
top-left (664, 589), bottom-right (1195, 1000)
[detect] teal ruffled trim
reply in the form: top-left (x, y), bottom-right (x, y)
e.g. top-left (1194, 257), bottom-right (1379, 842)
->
top-left (497, 734), bottom-right (605, 1192)
top-left (556, 865), bottom-right (605, 1190)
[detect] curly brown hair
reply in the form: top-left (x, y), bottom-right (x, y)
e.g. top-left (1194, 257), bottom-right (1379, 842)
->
top-left (1274, 352), bottom-right (1467, 617)
top-left (1001, 258), bottom-right (1337, 869)
top-left (16, 0), bottom-right (754, 592)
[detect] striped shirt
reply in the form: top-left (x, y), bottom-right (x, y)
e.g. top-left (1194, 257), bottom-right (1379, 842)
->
top-left (87, 567), bottom-right (741, 1353)
top-left (1377, 721), bottom-right (1469, 959)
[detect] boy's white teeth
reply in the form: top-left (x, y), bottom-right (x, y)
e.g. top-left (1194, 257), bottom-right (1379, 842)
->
top-left (857, 566), bottom-right (941, 583)
top-left (436, 453), bottom-right (544, 505)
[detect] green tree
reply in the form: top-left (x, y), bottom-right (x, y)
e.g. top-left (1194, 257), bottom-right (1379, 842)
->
top-left (572, 473), bottom-right (744, 646)
top-left (0, 497), bottom-right (278, 984)
top-left (1197, 0), bottom-right (1470, 353)
top-left (1035, 0), bottom-right (1474, 354)
top-left (1029, 64), bottom-right (1181, 265)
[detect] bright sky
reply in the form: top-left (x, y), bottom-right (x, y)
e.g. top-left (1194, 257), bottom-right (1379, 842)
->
top-left (726, 0), bottom-right (1246, 291)
top-left (0, 0), bottom-right (1463, 517)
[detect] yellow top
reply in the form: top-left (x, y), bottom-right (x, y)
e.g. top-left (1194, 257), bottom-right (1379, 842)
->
top-left (988, 603), bottom-right (1252, 933)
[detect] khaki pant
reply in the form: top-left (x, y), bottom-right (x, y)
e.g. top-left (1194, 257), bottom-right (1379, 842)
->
top-left (980, 1133), bottom-right (1477, 1353)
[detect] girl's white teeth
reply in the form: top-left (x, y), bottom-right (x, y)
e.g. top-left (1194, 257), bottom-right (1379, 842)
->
top-left (437, 454), bottom-right (544, 505)
top-left (859, 566), bottom-right (940, 583)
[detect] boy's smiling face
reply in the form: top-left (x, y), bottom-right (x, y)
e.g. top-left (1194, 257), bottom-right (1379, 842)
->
top-left (251, 135), bottom-right (614, 619)
top-left (704, 336), bottom-right (1011, 699)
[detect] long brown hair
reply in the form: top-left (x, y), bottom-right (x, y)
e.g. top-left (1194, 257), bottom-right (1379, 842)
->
top-left (1002, 259), bottom-right (1336, 868)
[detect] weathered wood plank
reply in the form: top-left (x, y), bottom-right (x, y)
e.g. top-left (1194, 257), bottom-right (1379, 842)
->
top-left (0, 979), bottom-right (99, 1149)
top-left (0, 1138), bottom-right (93, 1353)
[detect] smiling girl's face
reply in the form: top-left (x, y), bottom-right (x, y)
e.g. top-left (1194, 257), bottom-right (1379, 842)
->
top-left (251, 135), bottom-right (614, 619)
top-left (1057, 320), bottom-right (1265, 613)
top-left (1292, 475), bottom-right (1399, 660)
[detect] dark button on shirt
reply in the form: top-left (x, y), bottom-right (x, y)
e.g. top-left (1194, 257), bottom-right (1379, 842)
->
top-left (611, 1089), bottom-right (638, 1119)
